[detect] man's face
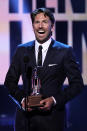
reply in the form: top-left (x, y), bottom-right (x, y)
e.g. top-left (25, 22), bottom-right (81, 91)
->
top-left (32, 13), bottom-right (54, 44)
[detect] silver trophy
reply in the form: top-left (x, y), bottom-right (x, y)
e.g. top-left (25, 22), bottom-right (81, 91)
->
top-left (28, 67), bottom-right (43, 108)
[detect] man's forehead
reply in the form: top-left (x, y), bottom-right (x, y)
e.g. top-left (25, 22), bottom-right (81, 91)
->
top-left (35, 13), bottom-right (49, 19)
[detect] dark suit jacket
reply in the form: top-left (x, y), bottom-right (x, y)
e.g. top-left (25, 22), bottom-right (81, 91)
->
top-left (4, 39), bottom-right (84, 131)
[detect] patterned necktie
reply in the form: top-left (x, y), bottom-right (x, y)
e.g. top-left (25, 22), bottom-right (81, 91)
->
top-left (37, 45), bottom-right (42, 66)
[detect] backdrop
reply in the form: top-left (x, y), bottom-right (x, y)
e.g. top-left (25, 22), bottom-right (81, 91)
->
top-left (0, 0), bottom-right (87, 130)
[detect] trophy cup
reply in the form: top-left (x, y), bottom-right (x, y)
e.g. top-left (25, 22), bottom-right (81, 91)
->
top-left (27, 67), bottom-right (43, 108)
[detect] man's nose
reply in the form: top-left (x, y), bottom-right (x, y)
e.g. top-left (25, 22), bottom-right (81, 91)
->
top-left (39, 22), bottom-right (43, 28)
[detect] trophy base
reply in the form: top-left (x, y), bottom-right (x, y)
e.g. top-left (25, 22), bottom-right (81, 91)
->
top-left (28, 95), bottom-right (43, 108)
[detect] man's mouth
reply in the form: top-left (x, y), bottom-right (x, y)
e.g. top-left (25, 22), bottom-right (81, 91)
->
top-left (38, 30), bottom-right (45, 34)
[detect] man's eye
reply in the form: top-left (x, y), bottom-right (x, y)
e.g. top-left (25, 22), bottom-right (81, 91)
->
top-left (35, 21), bottom-right (39, 24)
top-left (43, 21), bottom-right (48, 23)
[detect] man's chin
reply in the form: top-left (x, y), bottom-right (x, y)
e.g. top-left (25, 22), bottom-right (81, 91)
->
top-left (36, 38), bottom-right (46, 44)
top-left (36, 37), bottom-right (50, 44)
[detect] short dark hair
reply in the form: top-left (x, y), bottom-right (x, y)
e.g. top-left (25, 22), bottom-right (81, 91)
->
top-left (31, 8), bottom-right (55, 25)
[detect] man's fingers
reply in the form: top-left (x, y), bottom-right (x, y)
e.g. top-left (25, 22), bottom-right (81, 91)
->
top-left (39, 97), bottom-right (53, 110)
top-left (21, 98), bottom-right (33, 112)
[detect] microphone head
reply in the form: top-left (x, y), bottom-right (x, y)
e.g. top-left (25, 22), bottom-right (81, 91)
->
top-left (23, 54), bottom-right (29, 63)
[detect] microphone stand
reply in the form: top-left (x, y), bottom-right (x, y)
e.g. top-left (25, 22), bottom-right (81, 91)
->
top-left (23, 55), bottom-right (29, 131)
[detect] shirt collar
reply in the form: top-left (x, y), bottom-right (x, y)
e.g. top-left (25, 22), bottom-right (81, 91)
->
top-left (35, 38), bottom-right (52, 52)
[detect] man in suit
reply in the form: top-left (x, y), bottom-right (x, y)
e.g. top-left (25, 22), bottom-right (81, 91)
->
top-left (4, 8), bottom-right (84, 131)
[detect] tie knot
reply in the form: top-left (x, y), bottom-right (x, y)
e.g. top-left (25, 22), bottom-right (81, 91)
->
top-left (39, 45), bottom-right (42, 51)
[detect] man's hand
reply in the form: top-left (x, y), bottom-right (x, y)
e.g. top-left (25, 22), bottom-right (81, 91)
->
top-left (39, 97), bottom-right (54, 111)
top-left (21, 98), bottom-right (33, 112)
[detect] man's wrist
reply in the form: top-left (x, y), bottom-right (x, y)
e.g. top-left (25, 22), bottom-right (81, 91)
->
top-left (21, 97), bottom-right (25, 104)
top-left (51, 96), bottom-right (56, 105)
top-left (21, 97), bottom-right (25, 111)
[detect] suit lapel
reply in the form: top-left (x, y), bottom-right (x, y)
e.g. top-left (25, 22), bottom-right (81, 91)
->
top-left (38, 39), bottom-right (56, 80)
top-left (27, 41), bottom-right (36, 67)
top-left (43, 39), bottom-right (56, 66)
top-left (27, 39), bottom-right (56, 67)
top-left (26, 39), bottom-right (57, 77)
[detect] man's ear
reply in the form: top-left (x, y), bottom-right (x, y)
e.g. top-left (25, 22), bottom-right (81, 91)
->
top-left (32, 24), bottom-right (35, 31)
top-left (51, 24), bottom-right (54, 33)
top-left (32, 24), bottom-right (34, 28)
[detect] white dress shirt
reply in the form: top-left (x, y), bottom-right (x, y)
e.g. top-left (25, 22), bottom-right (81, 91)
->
top-left (35, 38), bottom-right (51, 66)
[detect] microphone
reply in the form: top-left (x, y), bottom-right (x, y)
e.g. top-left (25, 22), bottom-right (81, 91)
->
top-left (24, 54), bottom-right (29, 64)
top-left (23, 54), bottom-right (29, 74)
top-left (23, 55), bottom-right (30, 130)
top-left (23, 54), bottom-right (32, 79)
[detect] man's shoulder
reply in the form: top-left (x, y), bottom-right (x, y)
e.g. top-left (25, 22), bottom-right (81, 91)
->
top-left (18, 40), bottom-right (35, 48)
top-left (53, 40), bottom-right (71, 49)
